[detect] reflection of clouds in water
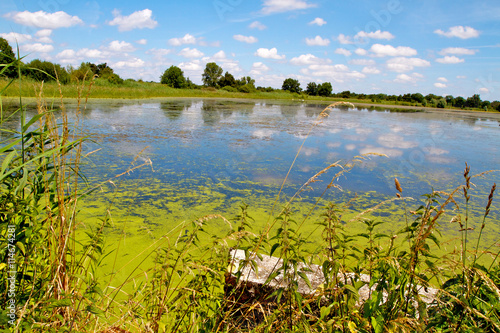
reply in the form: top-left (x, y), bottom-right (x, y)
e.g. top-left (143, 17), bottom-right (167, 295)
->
top-left (299, 166), bottom-right (312, 173)
top-left (327, 142), bottom-right (342, 148)
top-left (343, 134), bottom-right (368, 142)
top-left (252, 129), bottom-right (276, 139)
top-left (390, 125), bottom-right (405, 133)
top-left (377, 134), bottom-right (418, 149)
top-left (473, 126), bottom-right (482, 131)
top-left (301, 147), bottom-right (319, 156)
top-left (345, 144), bottom-right (356, 151)
top-left (423, 147), bottom-right (449, 155)
top-left (327, 152), bottom-right (340, 160)
top-left (329, 128), bottom-right (342, 134)
top-left (426, 155), bottom-right (455, 164)
top-left (360, 145), bottom-right (403, 158)
top-left (356, 128), bottom-right (373, 135)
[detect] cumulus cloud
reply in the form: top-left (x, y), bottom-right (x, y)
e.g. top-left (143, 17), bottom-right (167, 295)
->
top-left (439, 47), bottom-right (477, 55)
top-left (436, 56), bottom-right (464, 64)
top-left (108, 9), bottom-right (158, 32)
top-left (56, 48), bottom-right (106, 63)
top-left (305, 64), bottom-right (365, 82)
top-left (394, 73), bottom-right (422, 84)
top-left (290, 54), bottom-right (330, 65)
top-left (0, 32), bottom-right (32, 44)
top-left (4, 10), bottom-right (83, 29)
top-left (349, 59), bottom-right (375, 66)
top-left (249, 62), bottom-right (270, 75)
top-left (362, 67), bottom-right (381, 74)
top-left (437, 77), bottom-right (448, 82)
top-left (479, 87), bottom-right (489, 94)
top-left (370, 44), bottom-right (417, 57)
top-left (309, 17), bottom-right (326, 26)
top-left (386, 57), bottom-right (430, 72)
top-left (262, 0), bottom-right (316, 15)
top-left (434, 26), bottom-right (480, 39)
top-left (179, 60), bottom-right (203, 72)
top-left (136, 39), bottom-right (148, 45)
top-left (355, 48), bottom-right (368, 56)
top-left (255, 47), bottom-right (285, 60)
top-left (305, 35), bottom-right (330, 46)
top-left (22, 43), bottom-right (54, 53)
top-left (337, 34), bottom-right (354, 44)
top-left (35, 29), bottom-right (53, 43)
top-left (355, 30), bottom-right (395, 40)
top-left (434, 82), bottom-right (447, 88)
top-left (179, 48), bottom-right (204, 58)
top-left (169, 33), bottom-right (197, 46)
top-left (233, 35), bottom-right (258, 44)
top-left (249, 21), bottom-right (267, 30)
top-left (108, 40), bottom-right (136, 52)
top-left (113, 58), bottom-right (146, 68)
top-left (335, 48), bottom-right (352, 56)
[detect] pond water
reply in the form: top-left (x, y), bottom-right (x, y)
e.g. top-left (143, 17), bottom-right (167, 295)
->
top-left (4, 99), bottom-right (500, 249)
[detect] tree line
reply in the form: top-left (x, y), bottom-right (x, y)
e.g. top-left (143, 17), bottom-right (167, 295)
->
top-left (1, 37), bottom-right (498, 111)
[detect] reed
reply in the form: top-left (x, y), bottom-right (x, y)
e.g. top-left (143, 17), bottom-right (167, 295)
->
top-left (1, 55), bottom-right (499, 332)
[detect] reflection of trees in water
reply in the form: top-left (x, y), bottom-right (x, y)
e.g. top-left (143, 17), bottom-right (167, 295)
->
top-left (280, 105), bottom-right (298, 118)
top-left (201, 100), bottom-right (221, 125)
top-left (200, 100), bottom-right (254, 124)
top-left (305, 106), bottom-right (322, 118)
top-left (160, 100), bottom-right (193, 120)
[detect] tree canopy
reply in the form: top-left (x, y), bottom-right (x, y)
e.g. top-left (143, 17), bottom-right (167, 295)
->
top-left (0, 37), bottom-right (17, 78)
top-left (282, 78), bottom-right (301, 94)
top-left (202, 62), bottom-right (223, 87)
top-left (161, 65), bottom-right (186, 88)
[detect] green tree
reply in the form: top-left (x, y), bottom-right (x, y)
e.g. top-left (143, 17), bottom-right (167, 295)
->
top-left (317, 82), bottom-right (332, 97)
top-left (24, 59), bottom-right (70, 84)
top-left (282, 78), bottom-right (301, 94)
top-left (202, 62), bottom-right (223, 87)
top-left (219, 71), bottom-right (236, 88)
top-left (306, 82), bottom-right (318, 96)
top-left (411, 93), bottom-right (424, 104)
top-left (0, 37), bottom-right (17, 78)
top-left (465, 94), bottom-right (481, 108)
top-left (491, 101), bottom-right (500, 112)
top-left (453, 96), bottom-right (466, 108)
top-left (161, 65), bottom-right (186, 88)
top-left (436, 99), bottom-right (446, 108)
top-left (340, 90), bottom-right (351, 99)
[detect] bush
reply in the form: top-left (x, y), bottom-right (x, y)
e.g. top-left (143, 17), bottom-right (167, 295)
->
top-left (107, 73), bottom-right (124, 85)
top-left (221, 86), bottom-right (237, 92)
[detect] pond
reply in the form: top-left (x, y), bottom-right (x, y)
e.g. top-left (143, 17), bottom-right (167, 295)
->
top-left (5, 99), bottom-right (500, 252)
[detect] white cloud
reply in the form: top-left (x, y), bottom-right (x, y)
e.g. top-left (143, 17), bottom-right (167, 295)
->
top-left (4, 10), bottom-right (83, 29)
top-left (434, 26), bottom-right (480, 39)
top-left (434, 82), bottom-right (447, 88)
top-left (370, 44), bottom-right (418, 57)
top-left (249, 62), bottom-right (270, 75)
top-left (479, 87), bottom-right (489, 94)
top-left (113, 58), bottom-right (146, 68)
top-left (362, 66), bottom-right (381, 74)
top-left (349, 59), bottom-right (375, 66)
top-left (335, 48), bottom-right (352, 56)
top-left (355, 30), bottom-right (395, 40)
top-left (255, 47), bottom-right (285, 60)
top-left (436, 56), bottom-right (464, 64)
top-left (386, 57), bottom-right (430, 72)
top-left (249, 21), bottom-right (267, 30)
top-left (394, 73), bottom-right (422, 84)
top-left (108, 9), bottom-right (158, 32)
top-left (179, 60), bottom-right (203, 72)
top-left (0, 32), bottom-right (32, 44)
top-left (55, 48), bottom-right (106, 64)
top-left (136, 39), bottom-right (148, 45)
top-left (290, 54), bottom-right (330, 65)
top-left (337, 34), bottom-right (354, 44)
top-left (108, 40), bottom-right (136, 53)
top-left (22, 43), bottom-right (54, 53)
top-left (439, 47), bottom-right (477, 55)
top-left (309, 17), bottom-right (326, 26)
top-left (457, 75), bottom-right (467, 79)
top-left (355, 48), bottom-right (368, 56)
top-left (437, 77), bottom-right (448, 82)
top-left (305, 35), bottom-right (330, 46)
top-left (179, 47), bottom-right (204, 58)
top-left (233, 35), bottom-right (258, 44)
top-left (35, 29), bottom-right (53, 43)
top-left (261, 0), bottom-right (316, 15)
top-left (169, 33), bottom-right (197, 46)
top-left (306, 64), bottom-right (365, 82)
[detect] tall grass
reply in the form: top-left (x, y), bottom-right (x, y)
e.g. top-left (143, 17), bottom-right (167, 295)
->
top-left (1, 55), bottom-right (499, 333)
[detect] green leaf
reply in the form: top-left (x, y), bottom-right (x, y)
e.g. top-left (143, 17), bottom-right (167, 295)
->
top-left (1, 150), bottom-right (17, 175)
top-left (371, 315), bottom-right (384, 333)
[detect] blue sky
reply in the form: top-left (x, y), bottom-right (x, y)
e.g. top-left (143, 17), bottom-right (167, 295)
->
top-left (1, 0), bottom-right (499, 100)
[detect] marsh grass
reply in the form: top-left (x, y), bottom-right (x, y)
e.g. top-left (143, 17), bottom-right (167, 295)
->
top-left (1, 55), bottom-right (499, 333)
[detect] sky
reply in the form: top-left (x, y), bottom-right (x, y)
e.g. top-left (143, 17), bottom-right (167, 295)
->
top-left (0, 0), bottom-right (499, 100)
